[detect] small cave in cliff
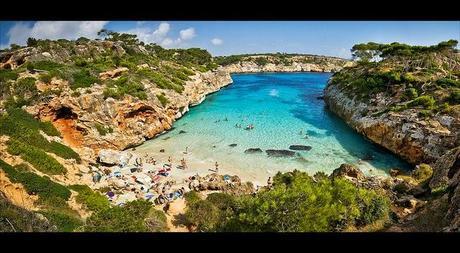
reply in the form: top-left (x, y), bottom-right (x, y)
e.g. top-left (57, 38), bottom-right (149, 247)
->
top-left (124, 105), bottom-right (154, 118)
top-left (54, 107), bottom-right (78, 120)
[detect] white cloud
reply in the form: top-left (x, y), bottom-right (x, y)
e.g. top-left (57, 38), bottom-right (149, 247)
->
top-left (152, 22), bottom-right (170, 40)
top-left (179, 28), bottom-right (196, 40)
top-left (121, 22), bottom-right (196, 48)
top-left (5, 21), bottom-right (108, 47)
top-left (6, 22), bottom-right (32, 46)
top-left (211, 38), bottom-right (223, 46)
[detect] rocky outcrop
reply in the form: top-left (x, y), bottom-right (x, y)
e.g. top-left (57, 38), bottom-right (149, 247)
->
top-left (330, 163), bottom-right (365, 181)
top-left (324, 83), bottom-right (459, 165)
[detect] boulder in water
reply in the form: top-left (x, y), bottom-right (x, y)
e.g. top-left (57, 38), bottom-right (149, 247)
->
top-left (289, 145), bottom-right (312, 151)
top-left (266, 149), bottom-right (296, 157)
top-left (244, 148), bottom-right (263, 154)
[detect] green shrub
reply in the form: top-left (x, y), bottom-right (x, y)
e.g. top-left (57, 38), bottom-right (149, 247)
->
top-left (39, 73), bottom-right (52, 83)
top-left (6, 139), bottom-right (67, 175)
top-left (40, 210), bottom-right (83, 232)
top-left (70, 69), bottom-right (98, 89)
top-left (404, 88), bottom-right (418, 100)
top-left (185, 171), bottom-right (390, 232)
top-left (27, 61), bottom-right (64, 71)
top-left (0, 194), bottom-right (56, 232)
top-left (156, 93), bottom-right (169, 107)
top-left (69, 185), bottom-right (110, 212)
top-left (254, 57), bottom-right (269, 66)
top-left (145, 209), bottom-right (169, 232)
top-left (3, 108), bottom-right (60, 136)
top-left (94, 122), bottom-right (113, 136)
top-left (0, 160), bottom-right (71, 202)
top-left (184, 191), bottom-right (201, 205)
top-left (84, 200), bottom-right (154, 232)
top-left (411, 164), bottom-right (433, 184)
top-left (185, 199), bottom-right (220, 231)
top-left (409, 95), bottom-right (436, 109)
top-left (437, 78), bottom-right (460, 88)
top-left (449, 90), bottom-right (460, 104)
top-left (103, 76), bottom-right (147, 100)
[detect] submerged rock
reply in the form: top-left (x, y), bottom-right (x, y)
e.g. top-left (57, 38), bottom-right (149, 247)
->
top-left (244, 148), bottom-right (263, 154)
top-left (289, 145), bottom-right (312, 151)
top-left (266, 149), bottom-right (296, 157)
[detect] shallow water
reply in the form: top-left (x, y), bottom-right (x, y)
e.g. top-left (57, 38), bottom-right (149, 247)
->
top-left (136, 72), bottom-right (410, 182)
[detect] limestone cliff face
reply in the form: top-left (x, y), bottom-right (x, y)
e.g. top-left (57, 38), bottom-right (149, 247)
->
top-left (26, 69), bottom-right (232, 158)
top-left (223, 56), bottom-right (351, 73)
top-left (324, 82), bottom-right (459, 165)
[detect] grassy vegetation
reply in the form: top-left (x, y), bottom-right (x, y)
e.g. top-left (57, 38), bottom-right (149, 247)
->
top-left (6, 139), bottom-right (67, 175)
top-left (0, 108), bottom-right (80, 168)
top-left (69, 185), bottom-right (110, 213)
top-left (39, 210), bottom-right (83, 232)
top-left (156, 93), bottom-right (169, 107)
top-left (0, 194), bottom-right (56, 232)
top-left (330, 40), bottom-right (460, 117)
top-left (185, 170), bottom-right (389, 232)
top-left (103, 75), bottom-right (147, 100)
top-left (70, 69), bottom-right (98, 89)
top-left (0, 160), bottom-right (70, 204)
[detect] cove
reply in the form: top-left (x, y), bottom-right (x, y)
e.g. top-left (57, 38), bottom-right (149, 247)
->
top-left (136, 72), bottom-right (410, 184)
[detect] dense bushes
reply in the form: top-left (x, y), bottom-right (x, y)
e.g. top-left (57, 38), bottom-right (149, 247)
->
top-left (0, 194), bottom-right (56, 232)
top-left (185, 170), bottom-right (389, 232)
top-left (0, 160), bottom-right (71, 202)
top-left (70, 69), bottom-right (98, 89)
top-left (0, 69), bottom-right (19, 82)
top-left (84, 199), bottom-right (166, 232)
top-left (6, 139), bottom-right (67, 175)
top-left (156, 93), bottom-right (169, 107)
top-left (103, 75), bottom-right (147, 100)
top-left (408, 95), bottom-right (436, 109)
top-left (40, 210), bottom-right (83, 232)
top-left (351, 40), bottom-right (458, 61)
top-left (69, 185), bottom-right (110, 212)
top-left (254, 57), bottom-right (269, 66)
top-left (0, 108), bottom-right (80, 166)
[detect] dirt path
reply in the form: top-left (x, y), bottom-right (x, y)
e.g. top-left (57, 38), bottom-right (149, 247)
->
top-left (161, 198), bottom-right (189, 232)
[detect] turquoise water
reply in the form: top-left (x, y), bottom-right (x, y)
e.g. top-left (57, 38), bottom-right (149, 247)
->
top-left (137, 72), bottom-right (410, 183)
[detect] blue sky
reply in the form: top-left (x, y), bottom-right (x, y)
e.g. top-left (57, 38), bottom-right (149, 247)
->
top-left (1, 21), bottom-right (459, 58)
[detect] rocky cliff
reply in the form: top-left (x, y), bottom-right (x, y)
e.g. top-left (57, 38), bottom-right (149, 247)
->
top-left (323, 40), bottom-right (460, 231)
